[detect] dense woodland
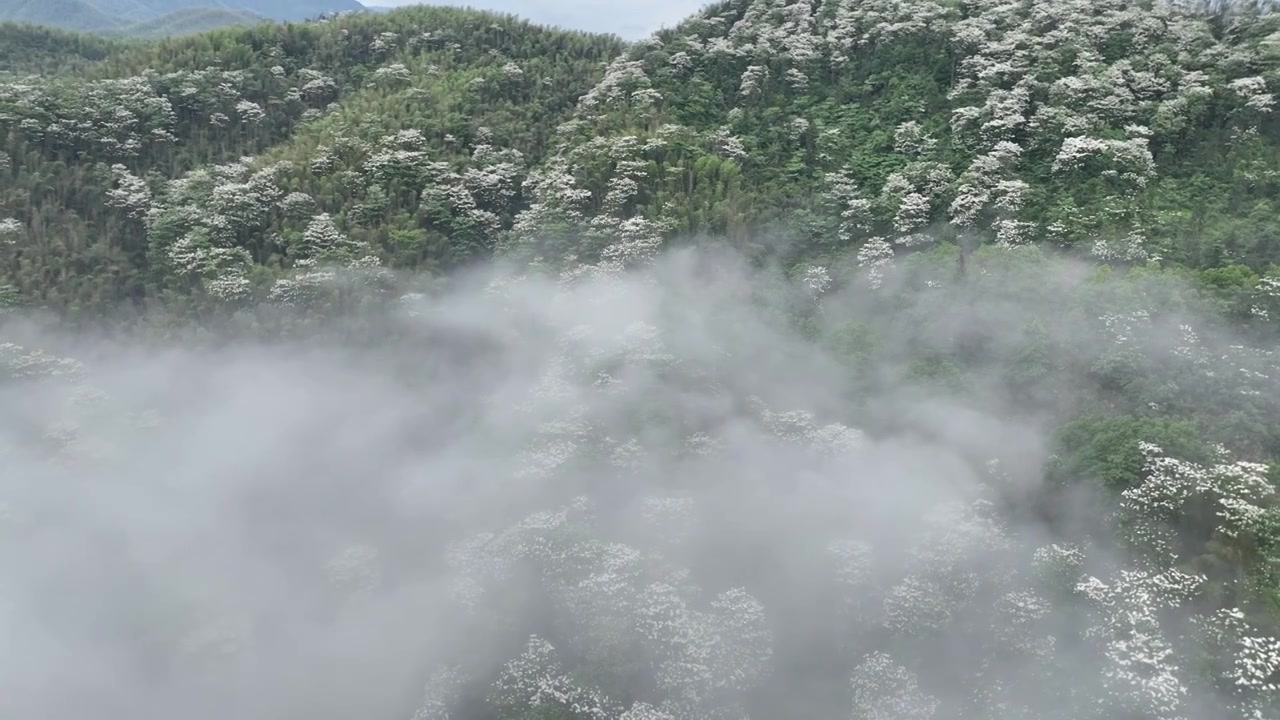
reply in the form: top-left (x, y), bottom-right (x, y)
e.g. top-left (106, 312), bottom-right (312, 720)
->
top-left (4, 1), bottom-right (1280, 719)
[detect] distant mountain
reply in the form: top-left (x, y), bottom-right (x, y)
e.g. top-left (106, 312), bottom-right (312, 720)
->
top-left (212, 0), bottom-right (361, 21)
top-left (0, 0), bottom-right (363, 35)
top-left (108, 6), bottom-right (268, 37)
top-left (0, 0), bottom-right (123, 32)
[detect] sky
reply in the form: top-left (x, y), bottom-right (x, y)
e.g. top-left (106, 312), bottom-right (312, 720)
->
top-left (358, 0), bottom-right (707, 38)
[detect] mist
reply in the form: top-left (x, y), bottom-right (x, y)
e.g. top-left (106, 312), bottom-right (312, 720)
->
top-left (1, 243), bottom-right (1274, 719)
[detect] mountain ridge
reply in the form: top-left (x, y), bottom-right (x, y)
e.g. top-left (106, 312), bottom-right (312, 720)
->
top-left (0, 0), bottom-right (361, 35)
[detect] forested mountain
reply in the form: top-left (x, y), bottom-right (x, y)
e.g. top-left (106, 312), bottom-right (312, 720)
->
top-left (0, 7), bottom-right (624, 311)
top-left (4, 2), bottom-right (1280, 720)
top-left (6, 0), bottom-right (1280, 312)
top-left (0, 0), bottom-right (358, 36)
top-left (1, 0), bottom-right (122, 32)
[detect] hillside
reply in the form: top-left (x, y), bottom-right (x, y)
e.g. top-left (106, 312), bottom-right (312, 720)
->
top-left (4, 2), bottom-right (1280, 720)
top-left (512, 0), bottom-right (1280, 274)
top-left (8, 0), bottom-right (1277, 310)
top-left (0, 7), bottom-right (624, 310)
top-left (0, 20), bottom-right (130, 73)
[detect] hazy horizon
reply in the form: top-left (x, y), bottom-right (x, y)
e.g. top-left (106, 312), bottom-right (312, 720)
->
top-left (354, 0), bottom-right (704, 37)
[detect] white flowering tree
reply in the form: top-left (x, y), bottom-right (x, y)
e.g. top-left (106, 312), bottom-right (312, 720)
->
top-left (849, 652), bottom-right (938, 720)
top-left (1195, 608), bottom-right (1280, 718)
top-left (105, 164), bottom-right (152, 221)
top-left (531, 0), bottom-right (1280, 276)
top-left (412, 666), bottom-right (468, 720)
top-left (1121, 442), bottom-right (1274, 560)
top-left (490, 636), bottom-right (621, 720)
top-left (1075, 567), bottom-right (1205, 719)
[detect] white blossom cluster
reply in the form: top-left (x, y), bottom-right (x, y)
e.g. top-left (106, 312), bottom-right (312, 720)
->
top-left (0, 217), bottom-right (23, 246)
top-left (140, 160), bottom-right (297, 300)
top-left (1252, 274), bottom-right (1280, 321)
top-left (849, 651), bottom-right (938, 720)
top-left (370, 62), bottom-right (412, 88)
top-left (0, 76), bottom-right (175, 160)
top-left (1123, 442), bottom-right (1274, 556)
top-left (536, 0), bottom-right (1280, 271)
top-left (104, 164), bottom-right (152, 221)
top-left (443, 492), bottom-right (772, 720)
top-left (490, 636), bottom-right (620, 719)
top-left (0, 342), bottom-right (83, 381)
top-left (509, 132), bottom-right (682, 275)
top-left (1075, 566), bottom-right (1207, 718)
top-left (0, 61), bottom-right (349, 177)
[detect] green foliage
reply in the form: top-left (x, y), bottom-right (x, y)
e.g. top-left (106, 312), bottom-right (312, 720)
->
top-left (1054, 415), bottom-right (1209, 490)
top-left (825, 318), bottom-right (878, 378)
top-left (1199, 263), bottom-right (1261, 319)
top-left (0, 22), bottom-right (128, 73)
top-left (905, 354), bottom-right (969, 394)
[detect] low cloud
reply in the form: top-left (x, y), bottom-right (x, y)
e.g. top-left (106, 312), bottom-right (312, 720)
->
top-left (0, 244), bottom-right (1275, 719)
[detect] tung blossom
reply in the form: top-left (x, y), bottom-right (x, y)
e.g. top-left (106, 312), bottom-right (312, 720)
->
top-left (1228, 76), bottom-right (1274, 113)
